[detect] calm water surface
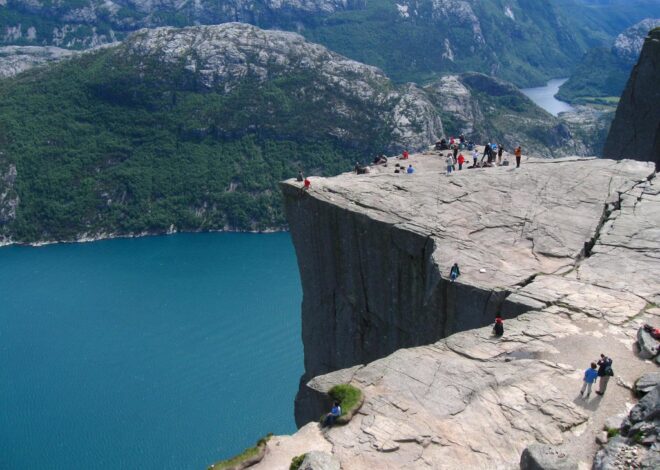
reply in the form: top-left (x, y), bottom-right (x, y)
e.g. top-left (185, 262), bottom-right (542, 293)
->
top-left (0, 232), bottom-right (302, 469)
top-left (521, 78), bottom-right (575, 116)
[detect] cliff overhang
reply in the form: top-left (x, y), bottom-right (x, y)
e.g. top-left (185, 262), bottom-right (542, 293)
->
top-left (258, 151), bottom-right (660, 469)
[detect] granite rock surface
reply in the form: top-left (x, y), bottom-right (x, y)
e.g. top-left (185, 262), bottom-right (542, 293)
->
top-left (266, 153), bottom-right (659, 469)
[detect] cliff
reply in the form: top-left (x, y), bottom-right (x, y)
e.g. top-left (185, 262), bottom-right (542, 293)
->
top-left (266, 152), bottom-right (660, 468)
top-left (603, 27), bottom-right (660, 170)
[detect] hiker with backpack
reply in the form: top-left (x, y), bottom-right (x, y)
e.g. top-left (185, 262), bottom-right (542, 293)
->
top-left (595, 354), bottom-right (614, 396)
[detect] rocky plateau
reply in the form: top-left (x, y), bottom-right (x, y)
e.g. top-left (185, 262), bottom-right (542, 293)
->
top-left (257, 152), bottom-right (660, 469)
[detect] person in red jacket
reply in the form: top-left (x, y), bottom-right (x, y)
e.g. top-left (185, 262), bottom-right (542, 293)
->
top-left (402, 150), bottom-right (409, 160)
top-left (493, 314), bottom-right (504, 336)
top-left (457, 153), bottom-right (465, 170)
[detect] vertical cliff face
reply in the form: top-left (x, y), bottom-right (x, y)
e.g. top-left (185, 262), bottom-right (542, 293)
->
top-left (604, 27), bottom-right (660, 170)
top-left (282, 153), bottom-right (654, 425)
top-left (281, 183), bottom-right (506, 379)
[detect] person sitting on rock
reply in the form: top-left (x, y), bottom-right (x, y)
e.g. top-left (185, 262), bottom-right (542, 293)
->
top-left (303, 178), bottom-right (311, 190)
top-left (449, 263), bottom-right (460, 281)
top-left (297, 170), bottom-right (304, 182)
top-left (406, 164), bottom-right (414, 174)
top-left (323, 401), bottom-right (342, 427)
top-left (373, 154), bottom-right (387, 165)
top-left (493, 314), bottom-right (504, 337)
top-left (580, 362), bottom-right (599, 398)
top-left (354, 162), bottom-right (369, 175)
top-left (595, 354), bottom-right (614, 396)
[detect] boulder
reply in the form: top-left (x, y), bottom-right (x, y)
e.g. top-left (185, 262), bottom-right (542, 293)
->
top-left (299, 451), bottom-right (341, 470)
top-left (636, 372), bottom-right (660, 396)
top-left (637, 327), bottom-right (660, 360)
top-left (629, 385), bottom-right (660, 424)
top-left (520, 443), bottom-right (576, 470)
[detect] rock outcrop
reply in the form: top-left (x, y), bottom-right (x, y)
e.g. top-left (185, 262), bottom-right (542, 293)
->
top-left (266, 153), bottom-right (659, 468)
top-left (0, 46), bottom-right (79, 78)
top-left (604, 27), bottom-right (660, 170)
top-left (613, 19), bottom-right (660, 62)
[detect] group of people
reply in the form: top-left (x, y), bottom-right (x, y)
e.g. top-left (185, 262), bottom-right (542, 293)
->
top-left (442, 142), bottom-right (523, 175)
top-left (580, 354), bottom-right (614, 398)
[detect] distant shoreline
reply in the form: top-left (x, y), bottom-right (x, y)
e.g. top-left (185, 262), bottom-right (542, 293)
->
top-left (0, 226), bottom-right (286, 248)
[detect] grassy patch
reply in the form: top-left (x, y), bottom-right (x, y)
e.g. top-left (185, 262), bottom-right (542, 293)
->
top-left (328, 384), bottom-right (364, 425)
top-left (607, 428), bottom-right (620, 438)
top-left (209, 434), bottom-right (272, 470)
top-left (289, 454), bottom-right (307, 470)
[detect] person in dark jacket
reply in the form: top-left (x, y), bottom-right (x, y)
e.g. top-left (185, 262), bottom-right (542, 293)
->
top-left (450, 263), bottom-right (460, 281)
top-left (595, 354), bottom-right (613, 396)
top-left (493, 314), bottom-right (504, 336)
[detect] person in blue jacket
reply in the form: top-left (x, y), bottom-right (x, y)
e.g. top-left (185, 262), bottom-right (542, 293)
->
top-left (406, 164), bottom-right (414, 174)
top-left (323, 401), bottom-right (342, 427)
top-left (580, 362), bottom-right (599, 398)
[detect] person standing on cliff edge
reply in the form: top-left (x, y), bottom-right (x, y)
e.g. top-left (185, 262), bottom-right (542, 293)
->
top-left (515, 146), bottom-right (522, 168)
top-left (493, 314), bottom-right (504, 336)
top-left (450, 263), bottom-right (460, 282)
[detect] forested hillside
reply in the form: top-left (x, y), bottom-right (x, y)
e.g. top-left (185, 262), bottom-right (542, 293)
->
top-left (0, 24), bottom-right (441, 243)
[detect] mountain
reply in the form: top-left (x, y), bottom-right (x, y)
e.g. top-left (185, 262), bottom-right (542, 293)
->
top-left (424, 73), bottom-right (588, 155)
top-left (603, 27), bottom-right (660, 170)
top-left (0, 23), bottom-right (442, 243)
top-left (0, 23), bottom-right (595, 245)
top-left (3, 0), bottom-right (660, 86)
top-left (557, 18), bottom-right (660, 105)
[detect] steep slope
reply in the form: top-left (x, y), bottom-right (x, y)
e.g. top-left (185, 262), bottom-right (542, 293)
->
top-left (0, 23), bottom-right (441, 243)
top-left (3, 0), bottom-right (660, 86)
top-left (558, 18), bottom-right (660, 105)
top-left (603, 27), bottom-right (660, 170)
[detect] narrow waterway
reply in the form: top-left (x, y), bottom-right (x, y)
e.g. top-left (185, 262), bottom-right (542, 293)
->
top-left (521, 78), bottom-right (575, 116)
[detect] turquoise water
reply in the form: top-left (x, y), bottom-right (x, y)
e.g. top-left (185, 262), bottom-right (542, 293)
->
top-left (0, 232), bottom-right (303, 469)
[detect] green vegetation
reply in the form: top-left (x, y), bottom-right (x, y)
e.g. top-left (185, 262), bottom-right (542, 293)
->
top-left (556, 47), bottom-right (632, 104)
top-left (289, 454), bottom-right (307, 470)
top-left (0, 44), bottom-right (395, 242)
top-left (209, 434), bottom-right (272, 470)
top-left (607, 428), bottom-right (620, 438)
top-left (328, 384), bottom-right (363, 424)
